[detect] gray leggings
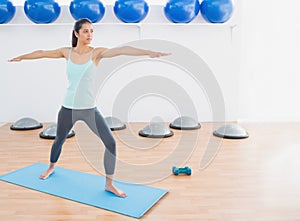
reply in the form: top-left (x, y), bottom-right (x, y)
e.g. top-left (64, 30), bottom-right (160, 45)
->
top-left (50, 106), bottom-right (116, 175)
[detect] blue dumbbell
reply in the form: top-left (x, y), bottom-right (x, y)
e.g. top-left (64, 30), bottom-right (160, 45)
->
top-left (172, 166), bottom-right (192, 176)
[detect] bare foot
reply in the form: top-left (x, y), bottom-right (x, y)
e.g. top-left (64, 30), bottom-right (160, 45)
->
top-left (105, 184), bottom-right (127, 198)
top-left (39, 167), bottom-right (55, 180)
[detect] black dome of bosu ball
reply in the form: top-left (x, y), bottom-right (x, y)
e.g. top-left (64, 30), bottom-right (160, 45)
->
top-left (39, 123), bottom-right (75, 139)
top-left (139, 122), bottom-right (174, 138)
top-left (104, 116), bottom-right (126, 131)
top-left (10, 117), bottom-right (43, 130)
top-left (213, 124), bottom-right (249, 139)
top-left (169, 116), bottom-right (201, 130)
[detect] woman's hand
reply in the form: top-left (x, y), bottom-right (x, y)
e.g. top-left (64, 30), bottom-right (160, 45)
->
top-left (149, 51), bottom-right (171, 58)
top-left (8, 57), bottom-right (22, 62)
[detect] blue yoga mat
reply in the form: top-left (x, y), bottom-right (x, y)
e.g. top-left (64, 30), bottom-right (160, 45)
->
top-left (0, 163), bottom-right (168, 218)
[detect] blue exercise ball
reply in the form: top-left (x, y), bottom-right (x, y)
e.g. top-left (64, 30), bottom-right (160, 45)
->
top-left (164, 0), bottom-right (200, 23)
top-left (114, 0), bottom-right (149, 23)
top-left (24, 0), bottom-right (61, 24)
top-left (0, 0), bottom-right (16, 24)
top-left (69, 0), bottom-right (105, 23)
top-left (200, 0), bottom-right (234, 23)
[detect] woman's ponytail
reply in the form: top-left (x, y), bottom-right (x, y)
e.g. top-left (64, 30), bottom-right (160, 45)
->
top-left (72, 30), bottom-right (77, 47)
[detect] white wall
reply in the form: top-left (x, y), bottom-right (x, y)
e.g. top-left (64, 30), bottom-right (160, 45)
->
top-left (239, 0), bottom-right (300, 122)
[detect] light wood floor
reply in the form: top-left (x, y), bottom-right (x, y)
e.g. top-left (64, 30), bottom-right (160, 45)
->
top-left (1, 122), bottom-right (300, 221)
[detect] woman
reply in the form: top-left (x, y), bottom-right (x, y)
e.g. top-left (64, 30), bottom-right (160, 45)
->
top-left (9, 18), bottom-right (170, 198)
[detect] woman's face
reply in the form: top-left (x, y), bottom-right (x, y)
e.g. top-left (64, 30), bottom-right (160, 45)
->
top-left (76, 23), bottom-right (93, 45)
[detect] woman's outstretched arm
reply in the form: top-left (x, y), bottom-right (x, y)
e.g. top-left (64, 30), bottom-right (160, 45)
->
top-left (95, 46), bottom-right (171, 60)
top-left (8, 47), bottom-right (69, 62)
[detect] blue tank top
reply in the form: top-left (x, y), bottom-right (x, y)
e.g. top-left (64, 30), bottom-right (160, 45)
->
top-left (63, 48), bottom-right (97, 109)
